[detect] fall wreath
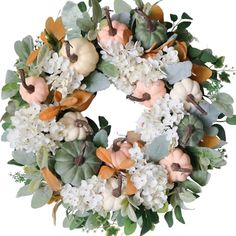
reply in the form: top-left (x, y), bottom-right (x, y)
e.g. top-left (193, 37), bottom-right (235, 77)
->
top-left (2, 0), bottom-right (236, 235)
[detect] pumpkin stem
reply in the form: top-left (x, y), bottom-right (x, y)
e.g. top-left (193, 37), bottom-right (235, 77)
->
top-left (18, 69), bottom-right (35, 94)
top-left (75, 119), bottom-right (93, 135)
top-left (186, 94), bottom-right (207, 115)
top-left (182, 124), bottom-right (194, 146)
top-left (65, 41), bottom-right (78, 63)
top-left (171, 163), bottom-right (191, 173)
top-left (112, 138), bottom-right (126, 152)
top-left (74, 143), bottom-right (86, 166)
top-left (104, 7), bottom-right (117, 36)
top-left (126, 93), bottom-right (151, 102)
top-left (135, 9), bottom-right (155, 32)
top-left (112, 174), bottom-right (123, 198)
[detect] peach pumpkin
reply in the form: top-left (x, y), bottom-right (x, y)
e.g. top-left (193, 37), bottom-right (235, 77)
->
top-left (160, 148), bottom-right (192, 183)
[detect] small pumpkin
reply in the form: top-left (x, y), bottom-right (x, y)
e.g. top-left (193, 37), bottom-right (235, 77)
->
top-left (19, 70), bottom-right (49, 104)
top-left (60, 38), bottom-right (99, 76)
top-left (170, 78), bottom-right (206, 114)
top-left (59, 112), bottom-right (92, 142)
top-left (54, 140), bottom-right (101, 187)
top-left (177, 115), bottom-right (204, 147)
top-left (127, 80), bottom-right (166, 108)
top-left (102, 177), bottom-right (126, 212)
top-left (97, 8), bottom-right (132, 47)
top-left (160, 148), bottom-right (192, 183)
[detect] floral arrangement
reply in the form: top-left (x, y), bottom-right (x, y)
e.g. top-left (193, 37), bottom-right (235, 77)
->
top-left (1, 0), bottom-right (236, 235)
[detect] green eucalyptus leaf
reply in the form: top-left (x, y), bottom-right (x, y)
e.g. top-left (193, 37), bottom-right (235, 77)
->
top-left (182, 179), bottom-right (201, 193)
top-left (206, 126), bottom-right (219, 136)
top-left (87, 29), bottom-right (98, 41)
top-left (114, 0), bottom-right (132, 14)
top-left (200, 50), bottom-right (217, 63)
top-left (83, 71), bottom-right (110, 93)
top-left (157, 202), bottom-right (169, 213)
top-left (134, 0), bottom-right (144, 8)
top-left (226, 115), bottom-right (236, 125)
top-left (213, 102), bottom-right (233, 118)
top-left (179, 190), bottom-right (196, 203)
top-left (146, 135), bottom-right (170, 162)
top-left (191, 170), bottom-right (210, 186)
top-left (99, 116), bottom-right (109, 128)
top-left (213, 124), bottom-right (226, 141)
top-left (1, 83), bottom-right (19, 100)
top-left (7, 159), bottom-right (23, 166)
top-left (127, 204), bottom-right (138, 222)
top-left (37, 44), bottom-right (50, 66)
top-left (181, 12), bottom-right (193, 20)
top-left (112, 12), bottom-right (130, 25)
top-left (91, 0), bottom-right (102, 25)
top-left (5, 70), bottom-right (19, 83)
top-left (77, 12), bottom-right (95, 32)
top-left (124, 218), bottom-right (137, 235)
top-left (78, 2), bottom-right (87, 12)
top-left (177, 21), bottom-right (191, 31)
top-left (93, 129), bottom-right (108, 147)
top-left (63, 215), bottom-right (75, 228)
top-left (164, 211), bottom-right (173, 227)
top-left (85, 213), bottom-right (102, 230)
top-left (215, 93), bottom-right (234, 104)
top-left (170, 14), bottom-right (178, 22)
top-left (36, 146), bottom-right (48, 169)
top-left (12, 150), bottom-right (36, 165)
top-left (16, 184), bottom-right (34, 198)
top-left (188, 46), bottom-right (201, 58)
top-left (174, 206), bottom-right (185, 224)
top-left (28, 176), bottom-right (42, 193)
top-left (97, 60), bottom-right (119, 78)
top-left (31, 185), bottom-right (53, 208)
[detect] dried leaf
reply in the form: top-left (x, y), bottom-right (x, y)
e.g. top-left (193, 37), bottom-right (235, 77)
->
top-left (125, 175), bottom-right (137, 195)
top-left (126, 131), bottom-right (141, 144)
top-left (45, 17), bottom-right (65, 41)
top-left (191, 64), bottom-right (213, 84)
top-left (26, 48), bottom-right (40, 65)
top-left (54, 91), bottom-right (62, 103)
top-left (39, 106), bottom-right (60, 121)
top-left (96, 147), bottom-right (112, 164)
top-left (98, 165), bottom-right (115, 179)
top-left (52, 200), bottom-right (62, 225)
top-left (175, 41), bottom-right (188, 61)
top-left (60, 97), bottom-right (78, 107)
top-left (48, 194), bottom-right (62, 204)
top-left (40, 32), bottom-right (48, 45)
top-left (119, 159), bottom-right (134, 170)
top-left (41, 167), bottom-right (61, 192)
top-left (199, 134), bottom-right (220, 148)
top-left (149, 4), bottom-right (164, 22)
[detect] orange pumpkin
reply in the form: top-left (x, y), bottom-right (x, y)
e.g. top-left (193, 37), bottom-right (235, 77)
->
top-left (97, 8), bottom-right (132, 47)
top-left (19, 70), bottom-right (49, 104)
top-left (160, 148), bottom-right (192, 183)
top-left (127, 80), bottom-right (166, 108)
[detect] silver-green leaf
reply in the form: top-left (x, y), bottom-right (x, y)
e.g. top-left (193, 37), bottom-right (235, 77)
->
top-left (12, 150), bottom-right (36, 165)
top-left (114, 0), bottom-right (132, 14)
top-left (97, 60), bottom-right (119, 77)
top-left (31, 186), bottom-right (53, 209)
top-left (93, 129), bottom-right (108, 148)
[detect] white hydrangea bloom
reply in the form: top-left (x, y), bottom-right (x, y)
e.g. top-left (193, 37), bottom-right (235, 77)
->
top-left (42, 51), bottom-right (84, 97)
top-left (61, 176), bottom-right (106, 215)
top-left (136, 94), bottom-right (185, 146)
top-left (7, 104), bottom-right (64, 154)
top-left (100, 40), bottom-right (179, 94)
top-left (131, 163), bottom-right (168, 211)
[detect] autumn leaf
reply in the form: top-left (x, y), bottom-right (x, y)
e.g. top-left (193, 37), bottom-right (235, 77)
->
top-left (99, 165), bottom-right (115, 179)
top-left (191, 64), bottom-right (213, 84)
top-left (53, 91), bottom-right (62, 103)
top-left (45, 17), bottom-right (65, 41)
top-left (41, 167), bottom-right (61, 192)
top-left (96, 147), bottom-right (112, 164)
top-left (125, 175), bottom-right (137, 195)
top-left (39, 106), bottom-right (61, 121)
top-left (119, 159), bottom-right (134, 170)
top-left (149, 4), bottom-right (164, 22)
top-left (26, 48), bottom-right (40, 65)
top-left (60, 97), bottom-right (78, 108)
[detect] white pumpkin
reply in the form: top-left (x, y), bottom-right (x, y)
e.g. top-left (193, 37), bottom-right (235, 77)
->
top-left (59, 112), bottom-right (92, 142)
top-left (60, 38), bottom-right (99, 76)
top-left (102, 178), bottom-right (125, 212)
top-left (170, 78), bottom-right (203, 110)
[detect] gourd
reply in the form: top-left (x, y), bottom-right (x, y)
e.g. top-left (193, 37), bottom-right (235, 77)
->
top-left (127, 80), bottom-right (166, 108)
top-left (97, 7), bottom-right (132, 47)
top-left (177, 115), bottom-right (204, 147)
top-left (170, 78), bottom-right (206, 114)
top-left (60, 38), bottom-right (99, 76)
top-left (160, 148), bottom-right (192, 182)
top-left (54, 140), bottom-right (101, 187)
top-left (59, 112), bottom-right (92, 142)
top-left (19, 70), bottom-right (49, 104)
top-left (134, 9), bottom-right (167, 50)
top-left (102, 177), bottom-right (125, 211)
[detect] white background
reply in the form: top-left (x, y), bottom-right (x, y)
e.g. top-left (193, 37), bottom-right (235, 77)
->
top-left (0, 0), bottom-right (236, 235)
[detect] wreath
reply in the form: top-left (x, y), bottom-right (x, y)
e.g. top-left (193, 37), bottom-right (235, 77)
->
top-left (1, 0), bottom-right (236, 235)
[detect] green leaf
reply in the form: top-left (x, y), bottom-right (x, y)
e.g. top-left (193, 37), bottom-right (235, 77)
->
top-left (77, 12), bottom-right (95, 32)
top-left (170, 14), bottom-right (178, 22)
top-left (182, 179), bottom-right (201, 193)
top-left (31, 185), bottom-right (53, 208)
top-left (1, 82), bottom-right (19, 100)
top-left (188, 46), bottom-right (202, 58)
top-left (16, 185), bottom-right (34, 198)
top-left (97, 60), bottom-right (119, 77)
top-left (191, 170), bottom-right (210, 186)
top-left (93, 129), bottom-right (108, 147)
top-left (7, 159), bottom-right (23, 166)
top-left (213, 102), bottom-right (233, 118)
top-left (83, 71), bottom-right (110, 93)
top-left (200, 50), bottom-right (217, 63)
top-left (12, 150), bottom-right (36, 165)
top-left (219, 71), bottom-right (230, 83)
top-left (85, 213), bottom-right (102, 230)
top-left (28, 176), bottom-right (42, 193)
top-left (164, 211), bottom-right (173, 227)
top-left (213, 124), bottom-right (226, 141)
top-left (174, 206), bottom-right (185, 224)
top-left (124, 218), bottom-right (137, 235)
top-left (127, 204), bottom-right (138, 222)
top-left (36, 146), bottom-right (48, 169)
top-left (140, 210), bottom-right (153, 236)
top-left (78, 2), bottom-right (87, 12)
top-left (91, 0), bottom-right (102, 25)
top-left (134, 0), bottom-right (144, 8)
top-left (117, 212), bottom-right (125, 227)
top-left (114, 0), bottom-right (132, 14)
top-left (177, 21), bottom-right (191, 31)
top-left (99, 116), bottom-right (109, 128)
top-left (87, 29), bottom-right (98, 41)
top-left (181, 12), bottom-right (193, 20)
top-left (214, 56), bottom-right (225, 68)
top-left (179, 190), bottom-right (196, 203)
top-left (146, 135), bottom-right (170, 162)
top-left (37, 44), bottom-right (50, 65)
top-left (215, 93), bottom-right (234, 104)
top-left (226, 115), bottom-right (236, 125)
top-left (5, 70), bottom-right (19, 83)
top-left (86, 116), bottom-right (99, 133)
top-left (157, 202), bottom-right (169, 213)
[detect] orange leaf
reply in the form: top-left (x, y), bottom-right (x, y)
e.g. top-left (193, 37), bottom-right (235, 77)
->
top-left (53, 17), bottom-right (66, 41)
top-left (54, 91), bottom-right (62, 103)
top-left (48, 194), bottom-right (61, 204)
top-left (99, 166), bottom-right (115, 179)
top-left (39, 106), bottom-right (60, 121)
top-left (125, 175), bottom-right (137, 195)
top-left (40, 32), bottom-right (48, 45)
top-left (118, 159), bottom-right (134, 170)
top-left (96, 147), bottom-right (112, 164)
top-left (26, 48), bottom-right (40, 65)
top-left (41, 167), bottom-right (61, 192)
top-left (45, 17), bottom-right (55, 35)
top-left (60, 97), bottom-right (78, 108)
top-left (126, 131), bottom-right (141, 144)
top-left (199, 134), bottom-right (220, 148)
top-left (191, 64), bottom-right (213, 84)
top-left (149, 4), bottom-right (164, 23)
top-left (175, 41), bottom-right (188, 61)
top-left (122, 29), bottom-right (133, 45)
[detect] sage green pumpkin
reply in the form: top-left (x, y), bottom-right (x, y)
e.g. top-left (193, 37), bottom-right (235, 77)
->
top-left (54, 140), bottom-right (101, 187)
top-left (177, 115), bottom-right (204, 147)
top-left (135, 21), bottom-right (167, 49)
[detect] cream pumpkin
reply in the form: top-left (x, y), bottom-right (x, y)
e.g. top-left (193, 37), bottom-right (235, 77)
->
top-left (60, 38), bottom-right (99, 76)
top-left (102, 177), bottom-right (125, 212)
top-left (160, 148), bottom-right (192, 183)
top-left (19, 76), bottom-right (49, 104)
top-left (59, 112), bottom-right (92, 142)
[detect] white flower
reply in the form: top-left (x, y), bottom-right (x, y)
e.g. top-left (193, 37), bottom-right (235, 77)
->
top-left (42, 51), bottom-right (84, 97)
top-left (131, 163), bottom-right (168, 211)
top-left (136, 94), bottom-right (185, 146)
top-left (7, 104), bottom-right (64, 154)
top-left (61, 176), bottom-right (106, 215)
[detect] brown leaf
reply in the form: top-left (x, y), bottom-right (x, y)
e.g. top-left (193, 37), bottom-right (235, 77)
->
top-left (48, 194), bottom-right (61, 204)
top-left (96, 147), bottom-right (112, 164)
top-left (26, 48), bottom-right (40, 65)
top-left (118, 159), bottom-right (134, 170)
top-left (175, 41), bottom-right (188, 61)
top-left (39, 106), bottom-right (60, 121)
top-left (191, 64), bottom-right (213, 84)
top-left (125, 175), bottom-right (137, 195)
top-left (149, 4), bottom-right (164, 23)
top-left (41, 167), bottom-right (61, 192)
top-left (98, 166), bottom-right (115, 179)
top-left (199, 134), bottom-right (220, 148)
top-left (45, 17), bottom-right (65, 41)
top-left (126, 131), bottom-right (141, 144)
top-left (53, 91), bottom-right (62, 103)
top-left (60, 97), bottom-right (78, 108)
